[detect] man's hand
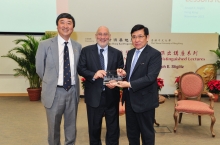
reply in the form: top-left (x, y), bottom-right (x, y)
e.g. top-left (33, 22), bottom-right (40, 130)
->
top-left (117, 68), bottom-right (126, 77)
top-left (106, 80), bottom-right (117, 89)
top-left (113, 81), bottom-right (131, 88)
top-left (93, 70), bottom-right (106, 79)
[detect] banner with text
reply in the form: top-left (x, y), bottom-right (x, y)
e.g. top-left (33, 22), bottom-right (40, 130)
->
top-left (60, 32), bottom-right (218, 94)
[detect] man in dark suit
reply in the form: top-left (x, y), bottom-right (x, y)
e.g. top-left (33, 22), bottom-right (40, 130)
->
top-left (77, 26), bottom-right (124, 145)
top-left (36, 13), bottom-right (81, 145)
top-left (116, 24), bottom-right (162, 145)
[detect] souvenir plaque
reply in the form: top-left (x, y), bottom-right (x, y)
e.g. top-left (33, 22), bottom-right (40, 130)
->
top-left (103, 70), bottom-right (122, 85)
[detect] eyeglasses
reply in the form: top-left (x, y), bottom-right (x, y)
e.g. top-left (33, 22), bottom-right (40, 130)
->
top-left (96, 33), bottom-right (109, 37)
top-left (131, 35), bottom-right (146, 40)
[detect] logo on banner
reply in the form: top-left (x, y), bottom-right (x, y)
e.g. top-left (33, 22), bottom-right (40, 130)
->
top-left (85, 38), bottom-right (94, 42)
top-left (150, 38), bottom-right (183, 45)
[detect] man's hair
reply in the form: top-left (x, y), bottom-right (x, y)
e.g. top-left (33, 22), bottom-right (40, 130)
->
top-left (56, 13), bottom-right (75, 28)
top-left (130, 24), bottom-right (149, 36)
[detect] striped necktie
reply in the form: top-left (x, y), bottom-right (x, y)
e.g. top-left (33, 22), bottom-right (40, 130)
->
top-left (100, 49), bottom-right (105, 70)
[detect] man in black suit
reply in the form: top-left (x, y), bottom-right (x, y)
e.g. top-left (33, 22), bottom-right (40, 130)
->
top-left (77, 26), bottom-right (124, 145)
top-left (116, 24), bottom-right (162, 145)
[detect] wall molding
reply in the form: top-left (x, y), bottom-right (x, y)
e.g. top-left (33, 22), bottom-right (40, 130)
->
top-left (0, 93), bottom-right (28, 97)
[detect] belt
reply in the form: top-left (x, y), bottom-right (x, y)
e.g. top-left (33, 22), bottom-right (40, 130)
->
top-left (57, 85), bottom-right (74, 88)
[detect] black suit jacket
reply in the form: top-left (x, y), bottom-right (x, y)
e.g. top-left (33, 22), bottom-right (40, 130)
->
top-left (77, 44), bottom-right (124, 107)
top-left (123, 45), bottom-right (162, 113)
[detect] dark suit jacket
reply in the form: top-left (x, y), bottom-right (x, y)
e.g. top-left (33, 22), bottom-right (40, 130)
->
top-left (77, 44), bottom-right (124, 107)
top-left (123, 45), bottom-right (162, 113)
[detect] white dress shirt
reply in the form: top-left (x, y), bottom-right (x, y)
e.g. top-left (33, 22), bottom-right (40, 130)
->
top-left (57, 34), bottom-right (75, 86)
top-left (97, 44), bottom-right (108, 71)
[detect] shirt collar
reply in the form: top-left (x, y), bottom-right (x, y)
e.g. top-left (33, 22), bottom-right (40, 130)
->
top-left (97, 44), bottom-right (108, 53)
top-left (58, 34), bottom-right (71, 45)
top-left (136, 44), bottom-right (147, 52)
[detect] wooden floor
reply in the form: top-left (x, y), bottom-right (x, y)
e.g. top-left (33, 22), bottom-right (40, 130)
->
top-left (0, 96), bottom-right (220, 145)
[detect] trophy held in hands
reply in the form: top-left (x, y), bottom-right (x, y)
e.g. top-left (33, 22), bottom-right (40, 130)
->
top-left (103, 70), bottom-right (122, 85)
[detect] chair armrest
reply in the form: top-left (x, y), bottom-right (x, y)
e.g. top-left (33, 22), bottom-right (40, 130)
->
top-left (206, 92), bottom-right (214, 109)
top-left (174, 90), bottom-right (179, 105)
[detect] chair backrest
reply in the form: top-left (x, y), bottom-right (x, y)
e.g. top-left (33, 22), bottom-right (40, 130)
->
top-left (179, 72), bottom-right (204, 100)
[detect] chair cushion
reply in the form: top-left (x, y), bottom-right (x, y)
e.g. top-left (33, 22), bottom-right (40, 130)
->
top-left (175, 100), bottom-right (214, 114)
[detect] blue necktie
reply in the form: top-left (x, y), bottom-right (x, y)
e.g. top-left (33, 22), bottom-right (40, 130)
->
top-left (63, 42), bottom-right (71, 91)
top-left (128, 50), bottom-right (140, 81)
top-left (100, 49), bottom-right (105, 70)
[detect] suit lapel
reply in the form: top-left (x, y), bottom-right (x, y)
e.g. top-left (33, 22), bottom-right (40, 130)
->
top-left (91, 44), bottom-right (102, 70)
top-left (127, 49), bottom-right (135, 78)
top-left (107, 46), bottom-right (114, 70)
top-left (50, 36), bottom-right (59, 75)
top-left (133, 45), bottom-right (149, 72)
top-left (129, 45), bottom-right (149, 76)
top-left (70, 39), bottom-right (79, 75)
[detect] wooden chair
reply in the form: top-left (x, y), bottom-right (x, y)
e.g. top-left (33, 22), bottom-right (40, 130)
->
top-left (173, 72), bottom-right (216, 137)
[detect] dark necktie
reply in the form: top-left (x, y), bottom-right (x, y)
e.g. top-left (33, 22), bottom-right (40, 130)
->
top-left (63, 42), bottom-right (71, 91)
top-left (99, 49), bottom-right (105, 90)
top-left (128, 50), bottom-right (140, 81)
top-left (100, 49), bottom-right (105, 70)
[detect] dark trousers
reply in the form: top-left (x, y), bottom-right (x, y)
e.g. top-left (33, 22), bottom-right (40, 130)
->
top-left (125, 94), bottom-right (155, 145)
top-left (86, 92), bottom-right (120, 145)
